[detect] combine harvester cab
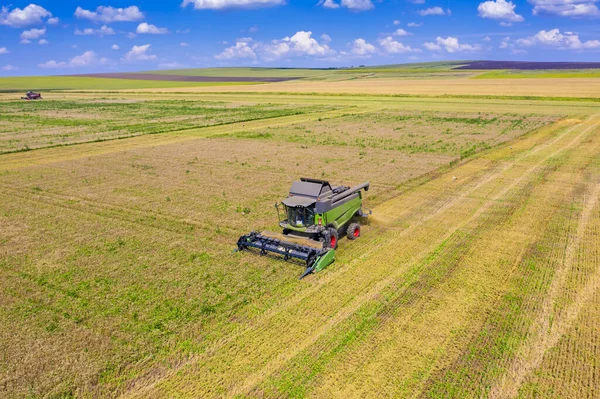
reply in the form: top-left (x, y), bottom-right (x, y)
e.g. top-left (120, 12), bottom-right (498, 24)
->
top-left (237, 178), bottom-right (370, 279)
top-left (21, 91), bottom-right (42, 100)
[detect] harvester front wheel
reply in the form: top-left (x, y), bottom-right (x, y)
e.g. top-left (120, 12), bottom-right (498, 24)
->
top-left (327, 227), bottom-right (338, 249)
top-left (347, 223), bottom-right (360, 240)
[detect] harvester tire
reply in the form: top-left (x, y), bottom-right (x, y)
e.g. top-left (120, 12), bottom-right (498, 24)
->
top-left (327, 227), bottom-right (339, 249)
top-left (347, 223), bottom-right (360, 240)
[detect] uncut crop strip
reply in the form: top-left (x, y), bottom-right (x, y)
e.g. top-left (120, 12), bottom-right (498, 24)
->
top-left (120, 115), bottom-right (600, 397)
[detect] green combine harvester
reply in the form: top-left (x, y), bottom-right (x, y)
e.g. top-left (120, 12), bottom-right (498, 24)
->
top-left (237, 178), bottom-right (371, 279)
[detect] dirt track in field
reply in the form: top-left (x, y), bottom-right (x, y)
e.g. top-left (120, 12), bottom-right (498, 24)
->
top-left (72, 73), bottom-right (299, 83)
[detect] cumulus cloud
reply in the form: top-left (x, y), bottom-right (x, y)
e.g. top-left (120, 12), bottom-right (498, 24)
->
top-left (74, 25), bottom-right (116, 36)
top-left (2, 64), bottom-right (17, 71)
top-left (182, 0), bottom-right (285, 10)
top-left (0, 4), bottom-right (53, 27)
top-left (529, 0), bottom-right (600, 17)
top-left (38, 39), bottom-right (48, 44)
top-left (123, 44), bottom-right (158, 61)
top-left (394, 28), bottom-right (410, 36)
top-left (74, 6), bottom-right (144, 23)
top-left (393, 19), bottom-right (400, 25)
top-left (418, 6), bottom-right (450, 16)
top-left (319, 0), bottom-right (375, 10)
top-left (424, 36), bottom-right (481, 53)
top-left (0, 47), bottom-right (8, 54)
top-left (478, 0), bottom-right (524, 24)
top-left (350, 38), bottom-right (377, 56)
top-left (378, 36), bottom-right (416, 53)
top-left (39, 51), bottom-right (109, 68)
top-left (215, 39), bottom-right (257, 60)
top-left (215, 31), bottom-right (335, 62)
top-left (158, 62), bottom-right (187, 69)
top-left (20, 27), bottom-right (46, 44)
top-left (516, 29), bottom-right (600, 49)
top-left (321, 0), bottom-right (340, 8)
top-left (407, 22), bottom-right (422, 27)
top-left (321, 33), bottom-right (332, 43)
top-left (112, 44), bottom-right (120, 50)
top-left (48, 17), bottom-right (59, 25)
top-left (136, 22), bottom-right (168, 34)
top-left (180, 42), bottom-right (189, 46)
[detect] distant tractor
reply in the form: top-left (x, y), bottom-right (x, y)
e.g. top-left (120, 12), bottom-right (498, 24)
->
top-left (22, 91), bottom-right (42, 100)
top-left (237, 178), bottom-right (371, 279)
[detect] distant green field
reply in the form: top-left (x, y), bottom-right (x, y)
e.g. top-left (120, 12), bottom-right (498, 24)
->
top-left (474, 69), bottom-right (600, 79)
top-left (0, 76), bottom-right (260, 91)
top-left (148, 63), bottom-right (469, 78)
top-left (148, 67), bottom-right (332, 78)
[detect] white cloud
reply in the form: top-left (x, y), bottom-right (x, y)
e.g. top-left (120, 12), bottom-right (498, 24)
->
top-left (319, 0), bottom-right (375, 10)
top-left (215, 39), bottom-right (257, 60)
top-left (39, 51), bottom-right (109, 68)
top-left (112, 44), bottom-right (120, 50)
top-left (158, 62), bottom-right (187, 69)
top-left (20, 27), bottom-right (45, 44)
top-left (176, 29), bottom-right (191, 34)
top-left (38, 39), bottom-right (48, 45)
top-left (123, 44), bottom-right (158, 61)
top-left (0, 4), bottom-right (53, 28)
top-left (47, 16), bottom-right (59, 24)
top-left (215, 31), bottom-right (335, 62)
top-left (285, 31), bottom-right (329, 55)
top-left (484, 36), bottom-right (492, 41)
top-left (180, 42), bottom-right (189, 46)
top-left (126, 32), bottom-right (137, 39)
top-left (418, 6), bottom-right (449, 16)
top-left (248, 25), bottom-right (259, 33)
top-left (350, 38), bottom-right (377, 56)
top-left (136, 22), bottom-right (168, 34)
top-left (262, 31), bottom-right (334, 61)
top-left (74, 6), bottom-right (144, 23)
top-left (379, 36), bottom-right (416, 53)
top-left (478, 0), bottom-right (524, 24)
top-left (424, 36), bottom-right (481, 53)
top-left (321, 33), bottom-right (332, 43)
top-left (516, 29), bottom-right (600, 49)
top-left (2, 64), bottom-right (17, 71)
top-left (0, 47), bottom-right (8, 54)
top-left (182, 0), bottom-right (285, 10)
top-left (394, 28), bottom-right (410, 36)
top-left (407, 22), bottom-right (422, 27)
top-left (393, 19), bottom-right (400, 25)
top-left (321, 0), bottom-right (340, 8)
top-left (74, 25), bottom-right (116, 36)
top-left (529, 0), bottom-right (600, 17)
top-left (500, 36), bottom-right (511, 48)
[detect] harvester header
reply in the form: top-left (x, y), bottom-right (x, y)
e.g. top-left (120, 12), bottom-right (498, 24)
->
top-left (236, 178), bottom-right (371, 279)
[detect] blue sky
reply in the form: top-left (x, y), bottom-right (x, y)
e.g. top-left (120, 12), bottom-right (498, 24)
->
top-left (1, 0), bottom-right (600, 76)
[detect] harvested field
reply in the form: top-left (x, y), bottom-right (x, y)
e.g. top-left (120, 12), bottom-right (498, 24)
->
top-left (1, 77), bottom-right (600, 399)
top-left (128, 77), bottom-right (600, 98)
top-left (456, 60), bottom-right (600, 70)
